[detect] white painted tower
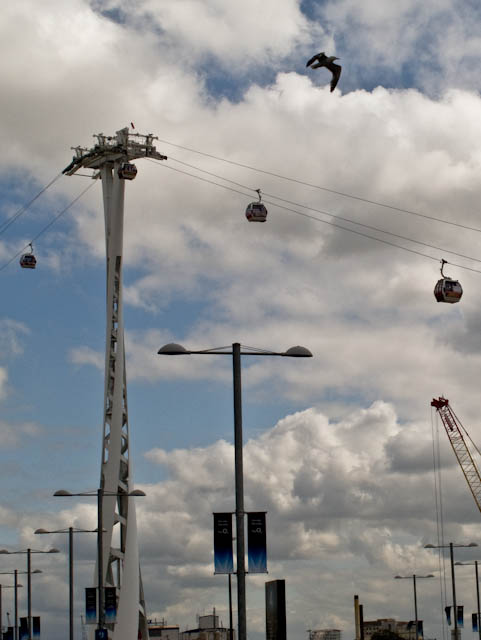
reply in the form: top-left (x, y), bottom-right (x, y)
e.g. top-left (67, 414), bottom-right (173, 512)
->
top-left (63, 128), bottom-right (167, 640)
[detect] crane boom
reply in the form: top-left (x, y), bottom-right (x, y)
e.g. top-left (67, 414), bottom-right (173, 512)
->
top-left (431, 396), bottom-right (481, 514)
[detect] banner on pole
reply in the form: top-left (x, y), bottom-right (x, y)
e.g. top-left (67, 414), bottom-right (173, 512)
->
top-left (213, 513), bottom-right (233, 574)
top-left (247, 512), bottom-right (267, 573)
top-left (473, 613), bottom-right (478, 632)
top-left (417, 621), bottom-right (423, 637)
top-left (4, 627), bottom-right (13, 640)
top-left (85, 587), bottom-right (97, 624)
top-left (445, 606), bottom-right (451, 626)
top-left (458, 606), bottom-right (464, 628)
top-left (19, 618), bottom-right (28, 640)
top-left (104, 587), bottom-right (117, 624)
top-left (32, 617), bottom-right (40, 640)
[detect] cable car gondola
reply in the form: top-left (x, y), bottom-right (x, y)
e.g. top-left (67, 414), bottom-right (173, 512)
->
top-left (19, 243), bottom-right (36, 269)
top-left (118, 162), bottom-right (137, 180)
top-left (245, 189), bottom-right (267, 222)
top-left (434, 259), bottom-right (462, 303)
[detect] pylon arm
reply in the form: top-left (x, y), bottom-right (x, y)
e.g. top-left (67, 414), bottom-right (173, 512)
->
top-left (62, 127), bottom-right (167, 175)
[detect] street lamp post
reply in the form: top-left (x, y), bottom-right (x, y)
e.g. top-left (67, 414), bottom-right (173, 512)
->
top-left (394, 574), bottom-right (434, 640)
top-left (14, 572), bottom-right (17, 640)
top-left (54, 488), bottom-right (146, 633)
top-left (158, 342), bottom-right (313, 640)
top-left (34, 527), bottom-right (98, 640)
top-left (454, 561), bottom-right (481, 640)
top-left (425, 542), bottom-right (478, 640)
top-left (0, 549), bottom-right (58, 640)
top-left (0, 583), bottom-right (22, 640)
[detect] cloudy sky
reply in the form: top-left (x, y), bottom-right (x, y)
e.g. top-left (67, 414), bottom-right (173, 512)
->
top-left (3, 1), bottom-right (481, 639)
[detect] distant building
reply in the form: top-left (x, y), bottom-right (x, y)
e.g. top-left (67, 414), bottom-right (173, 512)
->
top-left (308, 629), bottom-right (341, 640)
top-left (180, 614), bottom-right (235, 640)
top-left (362, 618), bottom-right (422, 640)
top-left (148, 619), bottom-right (180, 640)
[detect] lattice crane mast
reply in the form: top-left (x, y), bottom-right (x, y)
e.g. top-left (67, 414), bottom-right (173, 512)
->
top-left (431, 397), bottom-right (481, 514)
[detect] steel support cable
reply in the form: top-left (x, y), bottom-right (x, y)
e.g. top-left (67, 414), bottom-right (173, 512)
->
top-left (168, 155), bottom-right (481, 266)
top-left (0, 180), bottom-right (96, 273)
top-left (0, 173), bottom-right (63, 237)
top-left (157, 138), bottom-right (481, 234)
top-left (151, 160), bottom-right (481, 275)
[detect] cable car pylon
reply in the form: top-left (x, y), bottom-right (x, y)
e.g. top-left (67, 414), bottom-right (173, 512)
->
top-left (63, 128), bottom-right (167, 640)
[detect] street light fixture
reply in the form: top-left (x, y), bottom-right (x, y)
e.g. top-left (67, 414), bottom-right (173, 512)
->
top-left (424, 542), bottom-right (478, 640)
top-left (454, 561), bottom-right (481, 640)
top-left (0, 549), bottom-right (58, 640)
top-left (54, 488), bottom-right (146, 633)
top-left (34, 527), bottom-right (99, 640)
top-left (394, 574), bottom-right (435, 640)
top-left (0, 571), bottom-right (36, 640)
top-left (158, 341), bottom-right (313, 640)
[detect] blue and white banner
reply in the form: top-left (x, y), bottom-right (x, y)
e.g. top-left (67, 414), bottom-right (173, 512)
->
top-left (473, 613), bottom-right (478, 632)
top-left (247, 512), bottom-right (267, 573)
top-left (104, 587), bottom-right (117, 624)
top-left (32, 616), bottom-right (40, 640)
top-left (445, 606), bottom-right (451, 625)
top-left (213, 513), bottom-right (233, 574)
top-left (85, 587), bottom-right (97, 624)
top-left (458, 606), bottom-right (464, 628)
top-left (19, 618), bottom-right (28, 640)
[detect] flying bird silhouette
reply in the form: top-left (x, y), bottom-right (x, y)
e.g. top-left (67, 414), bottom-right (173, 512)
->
top-left (306, 52), bottom-right (342, 92)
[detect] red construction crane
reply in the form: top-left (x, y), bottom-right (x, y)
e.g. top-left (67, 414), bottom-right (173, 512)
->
top-left (431, 397), bottom-right (481, 514)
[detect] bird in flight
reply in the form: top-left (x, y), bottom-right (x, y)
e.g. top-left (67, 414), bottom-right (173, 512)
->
top-left (306, 52), bottom-right (342, 92)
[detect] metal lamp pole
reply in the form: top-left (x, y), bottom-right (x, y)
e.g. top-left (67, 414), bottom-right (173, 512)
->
top-left (35, 526), bottom-right (98, 640)
top-left (14, 572), bottom-right (17, 640)
top-left (158, 341), bottom-right (312, 640)
top-left (455, 560), bottom-right (481, 640)
top-left (425, 542), bottom-right (478, 640)
top-left (54, 488), bottom-right (145, 633)
top-left (228, 574), bottom-right (233, 640)
top-left (394, 574), bottom-right (434, 640)
top-left (232, 342), bottom-right (246, 638)
top-left (0, 548), bottom-right (58, 640)
top-left (473, 561), bottom-right (480, 640)
top-left (98, 489), bottom-right (103, 631)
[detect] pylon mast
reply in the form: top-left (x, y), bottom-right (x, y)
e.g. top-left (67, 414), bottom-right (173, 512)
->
top-left (431, 396), bottom-right (481, 514)
top-left (64, 128), bottom-right (167, 640)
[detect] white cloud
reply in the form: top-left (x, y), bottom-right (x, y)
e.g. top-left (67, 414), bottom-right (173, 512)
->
top-left (4, 2), bottom-right (481, 640)
top-left (0, 319), bottom-right (30, 358)
top-left (0, 419), bottom-right (40, 447)
top-left (0, 368), bottom-right (8, 401)
top-left (91, 0), bottom-right (325, 68)
top-left (135, 403), bottom-right (479, 637)
top-left (69, 345), bottom-right (104, 370)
